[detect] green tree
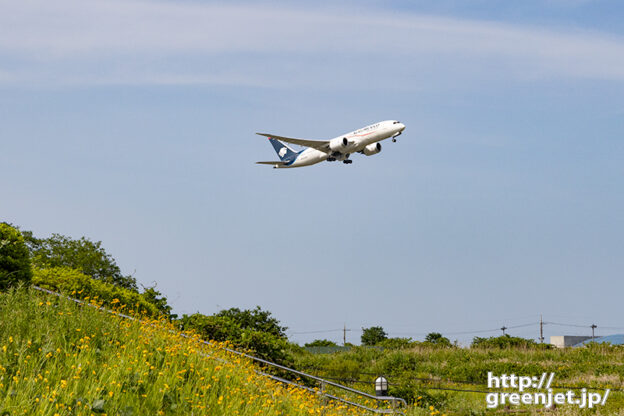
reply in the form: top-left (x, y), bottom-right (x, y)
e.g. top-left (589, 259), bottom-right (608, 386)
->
top-left (361, 326), bottom-right (387, 346)
top-left (179, 313), bottom-right (292, 365)
top-left (25, 232), bottom-right (137, 290)
top-left (304, 339), bottom-right (338, 347)
top-left (179, 313), bottom-right (242, 343)
top-left (0, 223), bottom-right (33, 290)
top-left (424, 332), bottom-right (451, 347)
top-left (141, 284), bottom-right (177, 319)
top-left (215, 306), bottom-right (287, 338)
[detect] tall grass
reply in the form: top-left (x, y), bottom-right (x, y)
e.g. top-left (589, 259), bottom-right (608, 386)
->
top-left (0, 287), bottom-right (363, 415)
top-left (294, 343), bottom-right (624, 415)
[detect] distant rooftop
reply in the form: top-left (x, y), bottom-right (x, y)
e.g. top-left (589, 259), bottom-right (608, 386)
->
top-left (575, 334), bottom-right (624, 347)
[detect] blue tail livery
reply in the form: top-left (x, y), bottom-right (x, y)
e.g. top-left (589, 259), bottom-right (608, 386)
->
top-left (269, 138), bottom-right (299, 162)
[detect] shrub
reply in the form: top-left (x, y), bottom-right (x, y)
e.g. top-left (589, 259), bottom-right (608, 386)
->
top-left (215, 306), bottom-right (287, 338)
top-left (424, 332), bottom-right (452, 347)
top-left (0, 223), bottom-right (32, 290)
top-left (378, 337), bottom-right (415, 349)
top-left (178, 313), bottom-right (241, 343)
top-left (32, 266), bottom-right (161, 318)
top-left (179, 312), bottom-right (292, 365)
top-left (141, 285), bottom-right (177, 319)
top-left (378, 351), bottom-right (419, 373)
top-left (305, 339), bottom-right (339, 347)
top-left (471, 335), bottom-right (540, 349)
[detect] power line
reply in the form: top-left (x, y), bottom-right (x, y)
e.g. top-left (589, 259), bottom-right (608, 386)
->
top-left (389, 327), bottom-right (500, 337)
top-left (545, 321), bottom-right (593, 328)
top-left (506, 322), bottom-right (539, 329)
top-left (294, 326), bottom-right (509, 338)
top-left (378, 322), bottom-right (539, 338)
top-left (289, 328), bottom-right (344, 335)
top-left (289, 319), bottom-right (622, 341)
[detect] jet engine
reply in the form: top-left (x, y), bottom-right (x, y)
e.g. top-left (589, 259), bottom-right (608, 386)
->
top-left (362, 142), bottom-right (381, 156)
top-left (329, 137), bottom-right (356, 153)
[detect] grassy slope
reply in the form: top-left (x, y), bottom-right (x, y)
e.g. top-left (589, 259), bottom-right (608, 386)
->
top-left (294, 344), bottom-right (624, 415)
top-left (0, 288), bottom-right (363, 416)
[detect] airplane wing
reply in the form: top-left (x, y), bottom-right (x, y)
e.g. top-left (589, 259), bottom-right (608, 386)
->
top-left (256, 161), bottom-right (287, 166)
top-left (256, 133), bottom-right (330, 152)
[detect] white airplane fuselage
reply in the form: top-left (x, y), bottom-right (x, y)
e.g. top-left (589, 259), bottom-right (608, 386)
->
top-left (277, 120), bottom-right (405, 168)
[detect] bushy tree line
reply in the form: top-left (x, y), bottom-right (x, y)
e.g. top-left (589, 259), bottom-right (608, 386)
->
top-left (358, 326), bottom-right (547, 351)
top-left (0, 223), bottom-right (293, 364)
top-left (1, 223), bottom-right (174, 317)
top-left (359, 327), bottom-right (453, 349)
top-left (24, 231), bottom-right (139, 290)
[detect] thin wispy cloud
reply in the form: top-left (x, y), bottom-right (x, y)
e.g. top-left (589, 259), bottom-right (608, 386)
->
top-left (544, 0), bottom-right (597, 6)
top-left (1, 0), bottom-right (624, 87)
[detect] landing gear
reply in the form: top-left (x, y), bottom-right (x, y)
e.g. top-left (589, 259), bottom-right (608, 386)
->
top-left (326, 157), bottom-right (337, 162)
top-left (343, 160), bottom-right (352, 164)
top-left (392, 138), bottom-right (397, 143)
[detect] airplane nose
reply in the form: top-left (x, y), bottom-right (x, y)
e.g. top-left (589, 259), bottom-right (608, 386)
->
top-left (399, 123), bottom-right (406, 132)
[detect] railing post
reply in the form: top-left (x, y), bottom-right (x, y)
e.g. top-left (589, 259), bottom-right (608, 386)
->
top-left (319, 380), bottom-right (326, 416)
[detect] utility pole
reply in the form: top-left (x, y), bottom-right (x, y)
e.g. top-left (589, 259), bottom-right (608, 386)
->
top-left (342, 324), bottom-right (351, 346)
top-left (501, 326), bottom-right (507, 336)
top-left (540, 315), bottom-right (544, 344)
top-left (591, 324), bottom-right (597, 341)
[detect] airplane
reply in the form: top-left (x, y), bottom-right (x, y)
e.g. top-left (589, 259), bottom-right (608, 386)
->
top-left (256, 120), bottom-right (406, 168)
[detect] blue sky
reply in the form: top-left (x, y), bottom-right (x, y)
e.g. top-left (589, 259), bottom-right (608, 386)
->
top-left (2, 0), bottom-right (623, 345)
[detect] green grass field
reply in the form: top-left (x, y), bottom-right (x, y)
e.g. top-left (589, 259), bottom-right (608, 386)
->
top-left (293, 342), bottom-right (624, 415)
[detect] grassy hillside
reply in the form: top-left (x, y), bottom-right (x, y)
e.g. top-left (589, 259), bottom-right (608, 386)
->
top-left (0, 288), bottom-right (363, 416)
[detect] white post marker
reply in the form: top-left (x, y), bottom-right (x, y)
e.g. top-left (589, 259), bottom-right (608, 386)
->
top-left (375, 376), bottom-right (388, 397)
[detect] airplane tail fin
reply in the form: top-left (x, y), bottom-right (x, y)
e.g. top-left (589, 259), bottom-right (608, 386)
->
top-left (268, 138), bottom-right (298, 161)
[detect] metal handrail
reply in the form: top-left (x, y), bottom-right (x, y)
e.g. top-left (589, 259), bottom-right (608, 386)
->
top-left (31, 285), bottom-right (406, 414)
top-left (257, 371), bottom-right (396, 414)
top-left (209, 340), bottom-right (406, 410)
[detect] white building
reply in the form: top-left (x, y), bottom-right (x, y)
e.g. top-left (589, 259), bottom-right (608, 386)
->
top-left (550, 335), bottom-right (591, 348)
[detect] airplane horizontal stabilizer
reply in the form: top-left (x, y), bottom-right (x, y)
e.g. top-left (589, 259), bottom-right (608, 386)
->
top-left (256, 161), bottom-right (287, 166)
